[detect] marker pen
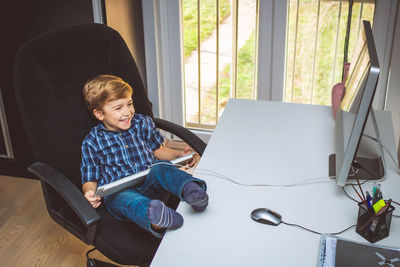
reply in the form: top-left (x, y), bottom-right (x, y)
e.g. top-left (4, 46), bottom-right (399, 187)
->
top-left (365, 191), bottom-right (372, 209)
top-left (372, 184), bottom-right (381, 205)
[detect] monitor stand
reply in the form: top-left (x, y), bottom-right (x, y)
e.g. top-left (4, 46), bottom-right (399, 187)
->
top-left (328, 154), bottom-right (384, 180)
top-left (329, 108), bottom-right (386, 181)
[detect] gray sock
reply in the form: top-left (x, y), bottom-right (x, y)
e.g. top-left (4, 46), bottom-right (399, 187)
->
top-left (183, 182), bottom-right (209, 212)
top-left (148, 200), bottom-right (183, 230)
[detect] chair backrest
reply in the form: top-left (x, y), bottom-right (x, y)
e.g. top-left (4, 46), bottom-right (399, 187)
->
top-left (14, 23), bottom-right (153, 188)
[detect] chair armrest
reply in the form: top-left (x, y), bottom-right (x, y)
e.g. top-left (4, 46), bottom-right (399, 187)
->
top-left (28, 162), bottom-right (101, 227)
top-left (154, 118), bottom-right (207, 156)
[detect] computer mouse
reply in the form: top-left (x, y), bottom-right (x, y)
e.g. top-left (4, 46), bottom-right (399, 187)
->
top-left (250, 208), bottom-right (282, 226)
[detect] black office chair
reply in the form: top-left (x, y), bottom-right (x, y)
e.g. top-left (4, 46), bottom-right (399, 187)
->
top-left (13, 23), bottom-right (206, 267)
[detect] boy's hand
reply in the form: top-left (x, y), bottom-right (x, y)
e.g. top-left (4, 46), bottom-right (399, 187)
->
top-left (181, 146), bottom-right (200, 167)
top-left (84, 190), bottom-right (102, 208)
top-left (179, 146), bottom-right (200, 174)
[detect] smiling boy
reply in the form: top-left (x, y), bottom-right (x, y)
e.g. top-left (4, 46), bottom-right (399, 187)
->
top-left (80, 74), bottom-right (208, 237)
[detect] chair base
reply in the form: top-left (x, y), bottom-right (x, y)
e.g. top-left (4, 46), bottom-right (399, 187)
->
top-left (86, 258), bottom-right (150, 267)
top-left (87, 258), bottom-right (117, 267)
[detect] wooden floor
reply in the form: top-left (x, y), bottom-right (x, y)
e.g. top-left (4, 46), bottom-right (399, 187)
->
top-left (0, 175), bottom-right (135, 267)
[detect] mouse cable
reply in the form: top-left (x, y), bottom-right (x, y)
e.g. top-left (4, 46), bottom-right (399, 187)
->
top-left (281, 221), bottom-right (356, 236)
top-left (147, 162), bottom-right (335, 187)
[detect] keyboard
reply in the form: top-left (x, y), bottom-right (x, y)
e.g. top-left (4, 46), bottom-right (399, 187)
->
top-left (95, 152), bottom-right (196, 197)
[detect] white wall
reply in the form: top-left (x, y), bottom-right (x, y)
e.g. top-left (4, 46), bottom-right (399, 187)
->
top-left (385, 1), bottom-right (400, 160)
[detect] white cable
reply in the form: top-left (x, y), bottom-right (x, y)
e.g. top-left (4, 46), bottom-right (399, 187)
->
top-left (147, 162), bottom-right (335, 187)
top-left (363, 134), bottom-right (400, 175)
top-left (147, 133), bottom-right (399, 188)
top-left (195, 168), bottom-right (334, 187)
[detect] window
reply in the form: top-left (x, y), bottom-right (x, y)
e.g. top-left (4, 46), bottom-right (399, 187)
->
top-left (143, 0), bottom-right (397, 133)
top-left (180, 0), bottom-right (375, 129)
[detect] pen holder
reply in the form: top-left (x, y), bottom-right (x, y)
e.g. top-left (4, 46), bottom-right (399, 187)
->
top-left (356, 201), bottom-right (395, 243)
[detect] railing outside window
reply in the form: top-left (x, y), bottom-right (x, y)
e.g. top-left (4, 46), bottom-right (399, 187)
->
top-left (181, 0), bottom-right (375, 130)
top-left (285, 0), bottom-right (375, 105)
top-left (182, 0), bottom-right (258, 130)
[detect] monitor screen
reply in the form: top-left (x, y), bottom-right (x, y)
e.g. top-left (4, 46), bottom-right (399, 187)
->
top-left (332, 20), bottom-right (382, 186)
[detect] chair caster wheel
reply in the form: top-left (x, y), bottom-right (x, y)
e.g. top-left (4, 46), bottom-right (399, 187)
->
top-left (87, 259), bottom-right (96, 267)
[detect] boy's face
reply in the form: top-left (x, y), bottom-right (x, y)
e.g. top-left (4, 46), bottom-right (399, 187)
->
top-left (93, 95), bottom-right (135, 131)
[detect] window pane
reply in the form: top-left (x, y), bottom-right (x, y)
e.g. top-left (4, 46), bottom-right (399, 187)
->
top-left (236, 0), bottom-right (257, 100)
top-left (285, 0), bottom-right (375, 106)
top-left (217, 1), bottom-right (233, 118)
top-left (199, 0), bottom-right (217, 126)
top-left (183, 0), bottom-right (257, 129)
top-left (313, 1), bottom-right (341, 106)
top-left (294, 0), bottom-right (319, 104)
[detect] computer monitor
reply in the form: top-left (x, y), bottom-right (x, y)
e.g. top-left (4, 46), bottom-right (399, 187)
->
top-left (329, 20), bottom-right (385, 186)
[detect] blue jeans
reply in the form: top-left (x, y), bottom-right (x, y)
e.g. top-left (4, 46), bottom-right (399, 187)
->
top-left (103, 161), bottom-right (206, 238)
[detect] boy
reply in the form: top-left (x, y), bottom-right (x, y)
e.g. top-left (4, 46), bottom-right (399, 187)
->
top-left (81, 74), bottom-right (208, 237)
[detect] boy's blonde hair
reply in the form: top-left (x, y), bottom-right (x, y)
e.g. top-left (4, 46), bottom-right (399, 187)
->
top-left (83, 74), bottom-right (133, 111)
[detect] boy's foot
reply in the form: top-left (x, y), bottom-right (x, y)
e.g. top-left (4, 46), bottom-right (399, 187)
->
top-left (182, 182), bottom-right (209, 212)
top-left (148, 200), bottom-right (183, 230)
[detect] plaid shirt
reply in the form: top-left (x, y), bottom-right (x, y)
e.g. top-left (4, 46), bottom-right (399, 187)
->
top-left (80, 113), bottom-right (164, 186)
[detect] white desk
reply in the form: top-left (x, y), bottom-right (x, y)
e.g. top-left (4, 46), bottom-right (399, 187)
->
top-left (151, 99), bottom-right (400, 267)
